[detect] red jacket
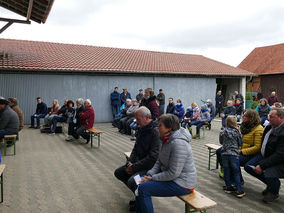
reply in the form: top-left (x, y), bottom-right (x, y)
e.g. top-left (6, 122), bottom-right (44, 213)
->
top-left (79, 105), bottom-right (95, 129)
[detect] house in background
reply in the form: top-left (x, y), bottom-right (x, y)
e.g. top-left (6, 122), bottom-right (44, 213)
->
top-left (238, 43), bottom-right (284, 103)
top-left (0, 38), bottom-right (253, 123)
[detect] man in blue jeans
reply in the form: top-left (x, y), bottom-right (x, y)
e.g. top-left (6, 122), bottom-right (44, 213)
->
top-left (30, 97), bottom-right (48, 129)
top-left (244, 108), bottom-right (284, 203)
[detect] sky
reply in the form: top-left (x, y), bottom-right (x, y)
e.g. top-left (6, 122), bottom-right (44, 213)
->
top-left (1, 0), bottom-right (284, 67)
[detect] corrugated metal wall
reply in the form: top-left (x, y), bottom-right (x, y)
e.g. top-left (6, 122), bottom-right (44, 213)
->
top-left (260, 74), bottom-right (284, 103)
top-left (0, 73), bottom-right (216, 123)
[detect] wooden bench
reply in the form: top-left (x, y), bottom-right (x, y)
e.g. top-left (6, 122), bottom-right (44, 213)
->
top-left (179, 191), bottom-right (217, 213)
top-left (0, 164), bottom-right (6, 203)
top-left (204, 144), bottom-right (221, 170)
top-left (123, 152), bottom-right (217, 212)
top-left (87, 128), bottom-right (103, 148)
top-left (3, 135), bottom-right (17, 156)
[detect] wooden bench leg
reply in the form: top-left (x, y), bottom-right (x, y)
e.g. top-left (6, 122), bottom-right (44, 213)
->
top-left (3, 138), bottom-right (16, 156)
top-left (185, 203), bottom-right (207, 213)
top-left (90, 133), bottom-right (94, 148)
top-left (208, 149), bottom-right (218, 170)
top-left (0, 173), bottom-right (3, 203)
top-left (97, 134), bottom-right (101, 148)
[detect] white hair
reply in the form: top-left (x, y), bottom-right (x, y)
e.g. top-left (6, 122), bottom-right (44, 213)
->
top-left (85, 99), bottom-right (91, 105)
top-left (76, 98), bottom-right (84, 105)
top-left (137, 106), bottom-right (151, 118)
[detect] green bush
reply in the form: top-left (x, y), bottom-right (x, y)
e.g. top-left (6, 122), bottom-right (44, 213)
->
top-left (246, 92), bottom-right (253, 100)
top-left (251, 101), bottom-right (259, 109)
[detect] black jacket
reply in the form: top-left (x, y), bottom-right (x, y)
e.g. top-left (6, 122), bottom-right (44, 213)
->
top-left (36, 102), bottom-right (48, 115)
top-left (223, 106), bottom-right (236, 117)
top-left (129, 120), bottom-right (160, 173)
top-left (259, 124), bottom-right (284, 170)
top-left (166, 103), bottom-right (175, 114)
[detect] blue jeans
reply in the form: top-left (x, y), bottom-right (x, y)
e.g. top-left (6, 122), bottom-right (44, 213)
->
top-left (0, 129), bottom-right (14, 140)
top-left (51, 115), bottom-right (67, 132)
top-left (260, 115), bottom-right (268, 126)
top-left (192, 121), bottom-right (205, 135)
top-left (112, 104), bottom-right (120, 119)
top-left (136, 180), bottom-right (191, 213)
top-left (244, 154), bottom-right (281, 195)
top-left (222, 155), bottom-right (243, 192)
top-left (222, 117), bottom-right (226, 127)
top-left (31, 113), bottom-right (46, 127)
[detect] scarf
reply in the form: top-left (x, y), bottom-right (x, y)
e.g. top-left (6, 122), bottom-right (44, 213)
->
top-left (240, 121), bottom-right (258, 135)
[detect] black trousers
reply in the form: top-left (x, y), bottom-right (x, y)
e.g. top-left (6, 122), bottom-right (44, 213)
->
top-left (114, 165), bottom-right (147, 193)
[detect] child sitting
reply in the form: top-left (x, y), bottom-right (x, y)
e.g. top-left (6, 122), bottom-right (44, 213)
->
top-left (181, 106), bottom-right (193, 129)
top-left (219, 115), bottom-right (245, 198)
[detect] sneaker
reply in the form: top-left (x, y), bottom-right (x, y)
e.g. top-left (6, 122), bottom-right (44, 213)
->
top-left (65, 135), bottom-right (74, 141)
top-left (48, 132), bottom-right (55, 135)
top-left (235, 191), bottom-right (246, 198)
top-left (35, 126), bottom-right (40, 129)
top-left (192, 134), bottom-right (199, 139)
top-left (224, 186), bottom-right (236, 194)
top-left (263, 192), bottom-right (279, 203)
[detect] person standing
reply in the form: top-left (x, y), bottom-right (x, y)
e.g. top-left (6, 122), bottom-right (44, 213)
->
top-left (219, 116), bottom-right (245, 197)
top-left (173, 99), bottom-right (185, 122)
top-left (215, 91), bottom-right (224, 117)
top-left (30, 97), bottom-right (48, 129)
top-left (140, 88), bottom-right (159, 120)
top-left (136, 89), bottom-right (144, 103)
top-left (268, 91), bottom-right (279, 106)
top-left (234, 91), bottom-right (244, 108)
top-left (120, 88), bottom-right (132, 106)
top-left (110, 87), bottom-right (120, 119)
top-left (166, 98), bottom-right (175, 114)
top-left (157, 89), bottom-right (165, 116)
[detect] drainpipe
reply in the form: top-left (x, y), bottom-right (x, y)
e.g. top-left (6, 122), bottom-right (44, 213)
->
top-left (241, 77), bottom-right (246, 108)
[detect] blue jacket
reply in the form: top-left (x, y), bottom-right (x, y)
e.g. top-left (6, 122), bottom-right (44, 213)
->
top-left (110, 91), bottom-right (120, 105)
top-left (174, 104), bottom-right (185, 121)
top-left (120, 92), bottom-right (131, 105)
top-left (36, 102), bottom-right (48, 115)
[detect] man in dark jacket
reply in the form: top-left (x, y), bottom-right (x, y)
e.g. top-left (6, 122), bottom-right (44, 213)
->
top-left (120, 88), bottom-right (132, 106)
top-left (0, 99), bottom-right (19, 140)
top-left (245, 108), bottom-right (284, 203)
top-left (114, 106), bottom-right (160, 210)
top-left (166, 97), bottom-right (175, 114)
top-left (215, 91), bottom-right (224, 117)
top-left (136, 89), bottom-right (144, 103)
top-left (30, 97), bottom-right (48, 129)
top-left (110, 87), bottom-right (120, 119)
top-left (157, 89), bottom-right (165, 116)
top-left (221, 100), bottom-right (236, 128)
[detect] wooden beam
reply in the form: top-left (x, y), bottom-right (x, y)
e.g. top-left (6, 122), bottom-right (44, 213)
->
top-left (26, 0), bottom-right (34, 20)
top-left (0, 18), bottom-right (31, 34)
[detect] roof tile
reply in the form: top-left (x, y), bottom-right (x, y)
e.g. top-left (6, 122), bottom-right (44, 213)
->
top-left (0, 38), bottom-right (252, 76)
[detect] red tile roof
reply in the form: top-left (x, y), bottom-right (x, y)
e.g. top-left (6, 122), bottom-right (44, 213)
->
top-left (238, 43), bottom-right (284, 75)
top-left (0, 38), bottom-right (252, 76)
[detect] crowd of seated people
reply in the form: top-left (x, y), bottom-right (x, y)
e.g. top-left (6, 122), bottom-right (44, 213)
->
top-left (26, 97), bottom-right (95, 144)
